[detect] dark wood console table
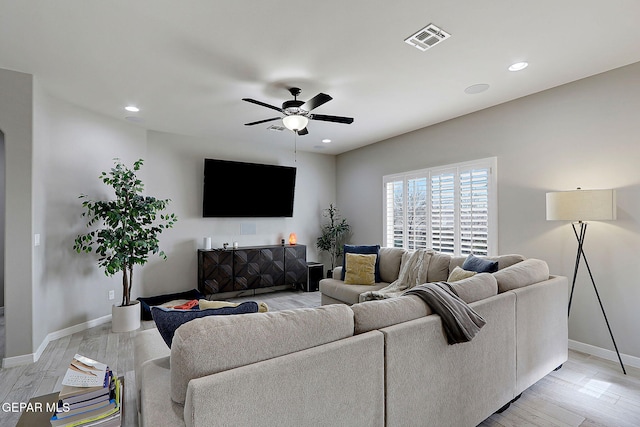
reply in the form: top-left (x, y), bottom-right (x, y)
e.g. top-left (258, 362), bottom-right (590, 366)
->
top-left (198, 244), bottom-right (307, 295)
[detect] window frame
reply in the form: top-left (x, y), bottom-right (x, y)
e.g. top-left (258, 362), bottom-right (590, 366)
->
top-left (382, 157), bottom-right (498, 256)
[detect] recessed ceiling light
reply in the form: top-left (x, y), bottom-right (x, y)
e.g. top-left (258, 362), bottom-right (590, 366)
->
top-left (464, 84), bottom-right (490, 95)
top-left (322, 139), bottom-right (332, 144)
top-left (125, 105), bottom-right (140, 112)
top-left (508, 62), bottom-right (529, 72)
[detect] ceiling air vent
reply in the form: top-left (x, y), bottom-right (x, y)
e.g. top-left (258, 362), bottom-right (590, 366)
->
top-left (267, 124), bottom-right (286, 132)
top-left (404, 23), bottom-right (450, 51)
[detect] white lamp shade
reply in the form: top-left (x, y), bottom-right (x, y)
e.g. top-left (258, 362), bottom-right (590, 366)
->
top-left (546, 189), bottom-right (616, 221)
top-left (282, 115), bottom-right (309, 131)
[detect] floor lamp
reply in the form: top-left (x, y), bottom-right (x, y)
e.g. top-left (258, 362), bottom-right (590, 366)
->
top-left (546, 188), bottom-right (626, 375)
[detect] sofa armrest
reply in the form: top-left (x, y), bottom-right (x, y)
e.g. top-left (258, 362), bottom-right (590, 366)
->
top-left (134, 328), bottom-right (171, 406)
top-left (333, 266), bottom-right (343, 278)
top-left (139, 357), bottom-right (185, 427)
top-left (511, 275), bottom-right (568, 394)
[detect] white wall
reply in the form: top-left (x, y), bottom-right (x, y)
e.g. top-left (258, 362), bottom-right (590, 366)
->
top-left (31, 87), bottom-right (148, 343)
top-left (336, 61), bottom-right (640, 360)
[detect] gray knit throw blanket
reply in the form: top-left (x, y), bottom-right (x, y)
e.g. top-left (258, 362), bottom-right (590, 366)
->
top-left (403, 282), bottom-right (486, 344)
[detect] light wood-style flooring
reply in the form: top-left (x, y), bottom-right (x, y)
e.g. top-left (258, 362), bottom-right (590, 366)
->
top-left (1, 290), bottom-right (639, 426)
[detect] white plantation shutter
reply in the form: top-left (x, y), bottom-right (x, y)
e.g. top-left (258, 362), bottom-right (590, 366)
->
top-left (430, 171), bottom-right (456, 253)
top-left (459, 167), bottom-right (489, 255)
top-left (385, 180), bottom-right (404, 248)
top-left (406, 177), bottom-right (428, 249)
top-left (383, 158), bottom-right (497, 255)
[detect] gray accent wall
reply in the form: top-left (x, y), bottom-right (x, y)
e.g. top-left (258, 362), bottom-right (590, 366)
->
top-left (336, 61), bottom-right (640, 360)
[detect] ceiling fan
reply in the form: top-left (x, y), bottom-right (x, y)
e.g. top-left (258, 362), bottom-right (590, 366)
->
top-left (242, 87), bottom-right (354, 135)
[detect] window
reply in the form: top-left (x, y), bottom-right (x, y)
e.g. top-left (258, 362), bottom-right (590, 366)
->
top-left (383, 157), bottom-right (497, 256)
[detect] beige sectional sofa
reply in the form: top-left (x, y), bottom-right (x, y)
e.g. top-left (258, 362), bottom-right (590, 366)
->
top-left (135, 249), bottom-right (568, 427)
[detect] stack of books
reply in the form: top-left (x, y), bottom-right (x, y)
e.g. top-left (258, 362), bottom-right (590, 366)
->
top-left (51, 354), bottom-right (123, 427)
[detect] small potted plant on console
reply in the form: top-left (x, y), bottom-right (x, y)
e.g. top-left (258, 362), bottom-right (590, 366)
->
top-left (316, 203), bottom-right (350, 278)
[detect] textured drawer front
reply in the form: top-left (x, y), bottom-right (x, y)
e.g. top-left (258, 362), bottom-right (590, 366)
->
top-left (198, 245), bottom-right (305, 294)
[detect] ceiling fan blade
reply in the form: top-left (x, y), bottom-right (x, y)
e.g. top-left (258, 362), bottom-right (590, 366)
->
top-left (302, 93), bottom-right (332, 111)
top-left (310, 114), bottom-right (354, 124)
top-left (297, 127), bottom-right (309, 136)
top-left (242, 98), bottom-right (283, 113)
top-left (244, 117), bottom-right (281, 126)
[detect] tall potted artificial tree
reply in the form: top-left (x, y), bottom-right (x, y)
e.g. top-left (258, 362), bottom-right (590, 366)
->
top-left (316, 203), bottom-right (350, 278)
top-left (73, 159), bottom-right (177, 332)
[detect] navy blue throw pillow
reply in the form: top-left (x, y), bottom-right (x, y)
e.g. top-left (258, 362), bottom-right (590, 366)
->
top-left (151, 301), bottom-right (259, 348)
top-left (462, 254), bottom-right (498, 273)
top-left (341, 244), bottom-right (381, 282)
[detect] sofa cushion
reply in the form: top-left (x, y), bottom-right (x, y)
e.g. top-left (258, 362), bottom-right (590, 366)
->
top-left (170, 304), bottom-right (355, 405)
top-left (492, 254), bottom-right (526, 270)
top-left (447, 266), bottom-right (477, 282)
top-left (493, 258), bottom-right (550, 293)
top-left (462, 254), bottom-right (499, 273)
top-left (378, 247), bottom-right (406, 283)
top-left (151, 302), bottom-right (259, 347)
top-left (426, 252), bottom-right (452, 282)
top-left (450, 273), bottom-right (498, 303)
top-left (319, 278), bottom-right (389, 305)
top-left (450, 254), bottom-right (526, 272)
top-left (342, 245), bottom-right (381, 282)
top-left (344, 253), bottom-right (377, 285)
top-left (351, 295), bottom-right (432, 334)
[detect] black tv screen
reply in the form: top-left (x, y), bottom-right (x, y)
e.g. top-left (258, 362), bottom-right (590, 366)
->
top-left (203, 159), bottom-right (297, 217)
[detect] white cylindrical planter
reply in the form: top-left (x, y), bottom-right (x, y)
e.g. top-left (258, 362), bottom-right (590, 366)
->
top-left (112, 301), bottom-right (141, 333)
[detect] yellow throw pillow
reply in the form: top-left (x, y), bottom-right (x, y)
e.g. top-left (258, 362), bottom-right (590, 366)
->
top-left (344, 253), bottom-right (377, 285)
top-left (199, 299), bottom-right (268, 313)
top-left (447, 266), bottom-right (477, 282)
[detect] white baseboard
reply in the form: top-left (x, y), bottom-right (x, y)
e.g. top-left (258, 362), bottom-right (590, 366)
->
top-left (2, 314), bottom-right (112, 368)
top-left (569, 339), bottom-right (640, 370)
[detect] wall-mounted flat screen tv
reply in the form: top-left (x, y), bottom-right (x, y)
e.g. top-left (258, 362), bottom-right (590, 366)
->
top-left (203, 158), bottom-right (297, 217)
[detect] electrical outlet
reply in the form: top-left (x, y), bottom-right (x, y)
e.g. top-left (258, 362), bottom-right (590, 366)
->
top-left (108, 290), bottom-right (115, 300)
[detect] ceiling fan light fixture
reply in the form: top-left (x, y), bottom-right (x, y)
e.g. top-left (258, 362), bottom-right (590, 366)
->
top-left (282, 114), bottom-right (309, 131)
